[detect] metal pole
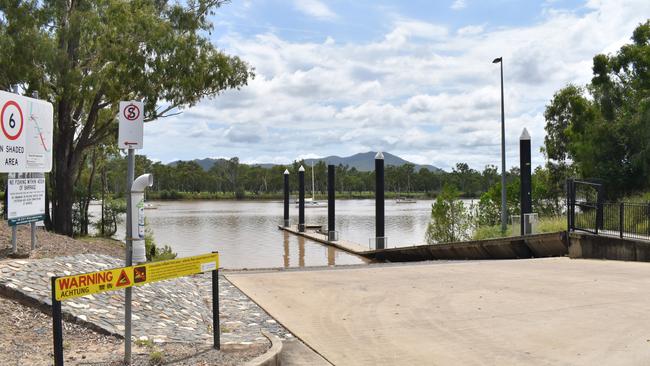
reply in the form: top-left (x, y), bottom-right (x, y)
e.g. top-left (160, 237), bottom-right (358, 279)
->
top-left (3, 184), bottom-right (7, 220)
top-left (566, 179), bottom-right (571, 232)
top-left (101, 166), bottom-right (106, 236)
top-left (499, 59), bottom-right (507, 233)
top-left (212, 266), bottom-right (220, 349)
top-left (51, 276), bottom-right (64, 366)
top-left (620, 202), bottom-right (624, 239)
top-left (375, 152), bottom-right (385, 249)
top-left (11, 225), bottom-right (16, 254)
top-left (298, 165), bottom-right (305, 232)
top-left (327, 165), bottom-right (335, 241)
top-left (596, 184), bottom-right (604, 234)
top-left (31, 91), bottom-right (39, 251)
top-left (283, 170), bottom-right (290, 227)
top-left (519, 128), bottom-right (531, 235)
top-left (124, 148), bottom-right (135, 364)
top-left (31, 222), bottom-right (36, 250)
top-left (570, 180), bottom-right (575, 231)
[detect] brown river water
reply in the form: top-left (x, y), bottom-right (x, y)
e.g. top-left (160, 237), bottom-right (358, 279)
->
top-left (92, 199), bottom-right (463, 269)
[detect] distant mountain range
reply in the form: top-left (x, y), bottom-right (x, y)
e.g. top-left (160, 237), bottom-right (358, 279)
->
top-left (168, 157), bottom-right (229, 171)
top-left (302, 152), bottom-right (441, 172)
top-left (169, 151), bottom-right (442, 173)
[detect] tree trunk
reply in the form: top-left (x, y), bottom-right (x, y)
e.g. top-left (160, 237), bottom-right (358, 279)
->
top-left (52, 170), bottom-right (75, 236)
top-left (101, 166), bottom-right (106, 236)
top-left (81, 150), bottom-right (98, 236)
top-left (52, 123), bottom-right (80, 236)
top-left (44, 175), bottom-right (52, 230)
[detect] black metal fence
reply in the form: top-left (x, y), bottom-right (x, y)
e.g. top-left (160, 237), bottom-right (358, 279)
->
top-left (567, 179), bottom-right (603, 235)
top-left (601, 202), bottom-right (650, 240)
top-left (567, 179), bottom-right (650, 241)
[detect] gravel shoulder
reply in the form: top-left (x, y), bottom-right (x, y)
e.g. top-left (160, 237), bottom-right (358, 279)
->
top-left (0, 296), bottom-right (265, 366)
top-left (0, 223), bottom-right (125, 260)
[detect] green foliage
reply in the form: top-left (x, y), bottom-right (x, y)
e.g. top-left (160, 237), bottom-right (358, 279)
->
top-left (98, 152), bottom-right (526, 201)
top-left (135, 338), bottom-right (154, 348)
top-left (425, 185), bottom-right (473, 244)
top-left (148, 350), bottom-right (164, 365)
top-left (476, 192), bottom-right (500, 226)
top-left (92, 198), bottom-right (127, 237)
top-left (625, 192), bottom-right (650, 203)
top-left (472, 225), bottom-right (508, 240)
top-left (532, 166), bottom-right (568, 216)
top-left (145, 225), bottom-right (177, 262)
top-left (537, 216), bottom-right (567, 233)
top-left (544, 20), bottom-right (650, 198)
top-left (480, 173), bottom-right (521, 220)
top-left (472, 216), bottom-right (566, 240)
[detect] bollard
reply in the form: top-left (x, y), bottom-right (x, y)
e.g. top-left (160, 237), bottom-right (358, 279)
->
top-left (212, 266), bottom-right (220, 350)
top-left (519, 128), bottom-right (532, 235)
top-left (375, 152), bottom-right (385, 249)
top-left (51, 277), bottom-right (64, 366)
top-left (298, 165), bottom-right (305, 232)
top-left (327, 165), bottom-right (336, 241)
top-left (283, 169), bottom-right (290, 227)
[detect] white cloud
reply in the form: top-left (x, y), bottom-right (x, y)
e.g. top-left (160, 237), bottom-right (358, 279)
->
top-left (457, 24), bottom-right (484, 35)
top-left (143, 0), bottom-right (650, 171)
top-left (293, 0), bottom-right (337, 20)
top-left (451, 0), bottom-right (467, 10)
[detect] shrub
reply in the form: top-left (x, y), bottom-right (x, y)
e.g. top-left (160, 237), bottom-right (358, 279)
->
top-left (425, 184), bottom-right (473, 244)
top-left (92, 198), bottom-right (127, 237)
top-left (144, 224), bottom-right (177, 262)
top-left (149, 350), bottom-right (164, 365)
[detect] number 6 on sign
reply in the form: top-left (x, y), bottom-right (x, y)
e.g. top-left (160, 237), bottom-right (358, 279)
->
top-left (2, 101), bottom-right (24, 141)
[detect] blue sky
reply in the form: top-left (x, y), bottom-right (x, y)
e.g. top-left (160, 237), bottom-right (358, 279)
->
top-left (142, 0), bottom-right (650, 171)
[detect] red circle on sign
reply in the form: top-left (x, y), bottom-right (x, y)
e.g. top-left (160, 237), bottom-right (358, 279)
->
top-left (1, 101), bottom-right (24, 140)
top-left (123, 104), bottom-right (140, 121)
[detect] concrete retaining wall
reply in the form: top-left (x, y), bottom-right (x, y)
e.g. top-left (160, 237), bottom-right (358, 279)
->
top-left (366, 232), bottom-right (650, 263)
top-left (365, 232), bottom-right (569, 262)
top-left (569, 233), bottom-right (650, 262)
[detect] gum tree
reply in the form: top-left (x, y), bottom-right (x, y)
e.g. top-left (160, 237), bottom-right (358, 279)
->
top-left (543, 20), bottom-right (650, 197)
top-left (0, 0), bottom-right (253, 235)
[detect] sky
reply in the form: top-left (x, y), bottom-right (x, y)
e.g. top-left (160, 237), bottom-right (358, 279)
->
top-left (141, 0), bottom-right (650, 171)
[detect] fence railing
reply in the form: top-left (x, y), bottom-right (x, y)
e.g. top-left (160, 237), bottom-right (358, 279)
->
top-left (570, 201), bottom-right (650, 241)
top-left (601, 202), bottom-right (650, 240)
top-left (567, 179), bottom-right (650, 241)
top-left (567, 179), bottom-right (603, 235)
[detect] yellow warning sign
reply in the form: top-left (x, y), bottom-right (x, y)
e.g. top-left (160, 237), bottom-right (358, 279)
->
top-left (54, 253), bottom-right (219, 301)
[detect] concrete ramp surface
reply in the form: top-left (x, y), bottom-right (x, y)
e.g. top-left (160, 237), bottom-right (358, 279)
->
top-left (226, 258), bottom-right (650, 365)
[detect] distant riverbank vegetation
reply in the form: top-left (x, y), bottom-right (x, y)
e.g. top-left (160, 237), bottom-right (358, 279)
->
top-left (96, 154), bottom-right (559, 202)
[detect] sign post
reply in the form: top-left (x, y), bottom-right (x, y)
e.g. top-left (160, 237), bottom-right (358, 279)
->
top-left (118, 100), bottom-right (144, 364)
top-left (124, 148), bottom-right (135, 364)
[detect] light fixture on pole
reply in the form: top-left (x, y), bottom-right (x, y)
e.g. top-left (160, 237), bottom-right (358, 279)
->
top-left (493, 56), bottom-right (507, 232)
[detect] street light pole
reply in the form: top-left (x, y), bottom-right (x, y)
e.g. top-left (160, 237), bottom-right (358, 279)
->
top-left (493, 56), bottom-right (507, 233)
